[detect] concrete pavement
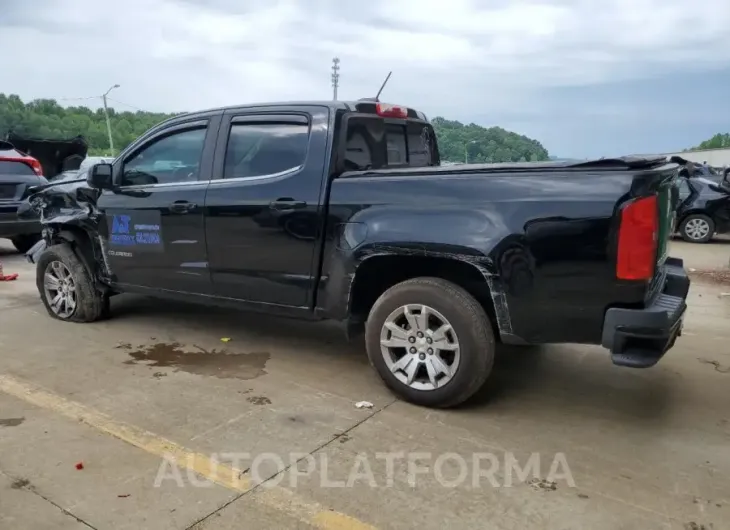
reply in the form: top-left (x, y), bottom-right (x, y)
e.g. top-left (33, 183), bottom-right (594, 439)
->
top-left (1, 238), bottom-right (729, 529)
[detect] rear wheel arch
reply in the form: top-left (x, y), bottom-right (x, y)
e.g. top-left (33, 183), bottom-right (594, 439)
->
top-left (364, 276), bottom-right (496, 407)
top-left (347, 254), bottom-right (502, 339)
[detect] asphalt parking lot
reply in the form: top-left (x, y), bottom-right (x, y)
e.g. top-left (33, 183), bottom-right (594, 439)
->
top-left (1, 238), bottom-right (729, 530)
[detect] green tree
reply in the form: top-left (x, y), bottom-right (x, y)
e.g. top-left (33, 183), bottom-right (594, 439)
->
top-left (0, 93), bottom-right (180, 156)
top-left (431, 117), bottom-right (549, 163)
top-left (690, 133), bottom-right (730, 150)
top-left (1, 93), bottom-right (550, 163)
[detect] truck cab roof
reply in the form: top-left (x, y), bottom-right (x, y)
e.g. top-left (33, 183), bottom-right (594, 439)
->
top-left (160, 100), bottom-right (429, 127)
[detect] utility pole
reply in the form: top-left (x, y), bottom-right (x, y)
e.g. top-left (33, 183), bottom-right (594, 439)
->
top-left (464, 140), bottom-right (477, 164)
top-left (102, 84), bottom-right (120, 155)
top-left (331, 58), bottom-right (340, 100)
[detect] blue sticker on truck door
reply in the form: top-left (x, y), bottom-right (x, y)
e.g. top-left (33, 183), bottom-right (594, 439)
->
top-left (107, 210), bottom-right (163, 256)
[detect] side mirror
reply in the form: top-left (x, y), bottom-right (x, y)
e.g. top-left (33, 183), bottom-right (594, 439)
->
top-left (87, 163), bottom-right (114, 189)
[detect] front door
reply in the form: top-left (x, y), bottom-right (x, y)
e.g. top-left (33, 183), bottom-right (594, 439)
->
top-left (98, 118), bottom-right (219, 293)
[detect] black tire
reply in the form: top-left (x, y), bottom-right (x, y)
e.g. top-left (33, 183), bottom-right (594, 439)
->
top-left (365, 277), bottom-right (496, 408)
top-left (36, 244), bottom-right (107, 322)
top-left (679, 214), bottom-right (715, 243)
top-left (11, 234), bottom-right (41, 254)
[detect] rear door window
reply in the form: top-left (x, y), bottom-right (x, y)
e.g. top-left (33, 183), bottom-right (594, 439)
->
top-left (224, 121), bottom-right (309, 179)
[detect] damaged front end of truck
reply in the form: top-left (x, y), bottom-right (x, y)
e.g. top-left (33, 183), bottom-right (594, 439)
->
top-left (19, 176), bottom-right (114, 287)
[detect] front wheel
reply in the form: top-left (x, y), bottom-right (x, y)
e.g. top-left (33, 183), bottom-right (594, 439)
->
top-left (679, 214), bottom-right (714, 243)
top-left (365, 277), bottom-right (496, 408)
top-left (36, 244), bottom-right (108, 322)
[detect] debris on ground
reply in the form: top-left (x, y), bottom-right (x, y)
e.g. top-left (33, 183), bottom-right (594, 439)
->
top-left (688, 268), bottom-right (730, 285)
top-left (220, 337), bottom-right (232, 343)
top-left (355, 401), bottom-right (374, 409)
top-left (117, 494), bottom-right (131, 498)
top-left (335, 432), bottom-right (351, 444)
top-left (246, 396), bottom-right (272, 406)
top-left (698, 358), bottom-right (730, 374)
top-left (75, 462), bottom-right (84, 470)
top-left (11, 478), bottom-right (30, 489)
top-left (528, 478), bottom-right (557, 492)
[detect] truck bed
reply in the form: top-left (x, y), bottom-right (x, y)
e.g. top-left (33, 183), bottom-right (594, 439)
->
top-left (338, 156), bottom-right (672, 178)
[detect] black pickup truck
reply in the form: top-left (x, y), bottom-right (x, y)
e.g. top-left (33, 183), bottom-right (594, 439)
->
top-left (23, 100), bottom-right (689, 408)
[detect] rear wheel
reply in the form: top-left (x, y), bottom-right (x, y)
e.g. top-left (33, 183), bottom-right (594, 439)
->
top-left (365, 277), bottom-right (495, 408)
top-left (36, 244), bottom-right (108, 322)
top-left (11, 234), bottom-right (41, 254)
top-left (679, 214), bottom-right (714, 243)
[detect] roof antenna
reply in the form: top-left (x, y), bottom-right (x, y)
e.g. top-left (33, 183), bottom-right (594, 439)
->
top-left (374, 71), bottom-right (392, 102)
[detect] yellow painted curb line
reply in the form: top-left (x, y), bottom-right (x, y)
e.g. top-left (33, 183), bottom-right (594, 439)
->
top-left (0, 374), bottom-right (375, 530)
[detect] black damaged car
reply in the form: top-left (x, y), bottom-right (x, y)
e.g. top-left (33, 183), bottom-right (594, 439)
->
top-left (674, 171), bottom-right (730, 243)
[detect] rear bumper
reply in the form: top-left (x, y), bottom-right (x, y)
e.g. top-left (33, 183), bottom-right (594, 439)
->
top-left (601, 257), bottom-right (689, 368)
top-left (0, 202), bottom-right (41, 238)
top-left (0, 218), bottom-right (41, 238)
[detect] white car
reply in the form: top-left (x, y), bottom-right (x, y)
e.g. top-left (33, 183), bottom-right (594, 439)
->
top-left (51, 156), bottom-right (115, 182)
top-left (79, 156), bottom-right (115, 171)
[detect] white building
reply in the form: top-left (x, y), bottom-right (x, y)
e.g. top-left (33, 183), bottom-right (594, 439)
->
top-left (660, 147), bottom-right (730, 167)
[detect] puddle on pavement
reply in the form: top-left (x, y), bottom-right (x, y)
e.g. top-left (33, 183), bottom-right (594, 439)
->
top-left (0, 417), bottom-right (25, 428)
top-left (124, 342), bottom-right (269, 380)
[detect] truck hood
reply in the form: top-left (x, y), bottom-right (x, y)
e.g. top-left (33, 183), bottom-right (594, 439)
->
top-left (5, 133), bottom-right (88, 179)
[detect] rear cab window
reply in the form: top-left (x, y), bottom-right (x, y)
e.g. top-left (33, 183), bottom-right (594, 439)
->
top-left (341, 101), bottom-right (439, 171)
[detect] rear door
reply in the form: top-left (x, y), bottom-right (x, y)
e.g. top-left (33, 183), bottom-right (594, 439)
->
top-left (204, 106), bottom-right (330, 307)
top-left (97, 115), bottom-right (221, 292)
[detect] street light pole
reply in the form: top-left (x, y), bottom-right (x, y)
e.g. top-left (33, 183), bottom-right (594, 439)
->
top-left (464, 140), bottom-right (477, 164)
top-left (331, 58), bottom-right (340, 101)
top-left (102, 84), bottom-right (120, 155)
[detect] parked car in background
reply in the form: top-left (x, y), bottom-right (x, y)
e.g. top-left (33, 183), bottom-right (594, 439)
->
top-left (50, 156), bottom-right (115, 183)
top-left (0, 140), bottom-right (49, 252)
top-left (1, 135), bottom-right (88, 252)
top-left (674, 174), bottom-right (730, 243)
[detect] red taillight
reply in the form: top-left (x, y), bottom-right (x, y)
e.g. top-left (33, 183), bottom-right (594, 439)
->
top-left (376, 103), bottom-right (408, 119)
top-left (616, 195), bottom-right (658, 281)
top-left (25, 157), bottom-right (43, 176)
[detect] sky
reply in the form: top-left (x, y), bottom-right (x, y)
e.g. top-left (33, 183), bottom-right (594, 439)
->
top-left (1, 0), bottom-right (729, 158)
